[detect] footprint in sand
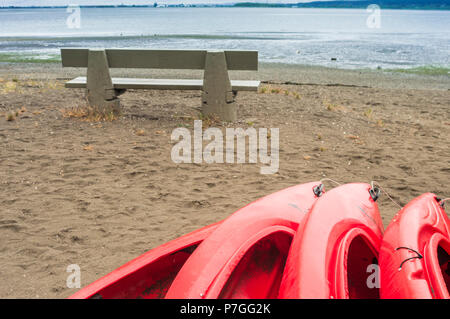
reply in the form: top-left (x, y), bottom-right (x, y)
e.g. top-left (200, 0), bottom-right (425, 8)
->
top-left (0, 220), bottom-right (23, 232)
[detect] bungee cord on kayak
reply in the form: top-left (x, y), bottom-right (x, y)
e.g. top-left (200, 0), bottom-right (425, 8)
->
top-left (312, 178), bottom-right (341, 197)
top-left (370, 181), bottom-right (402, 209)
top-left (319, 178), bottom-right (342, 186)
top-left (395, 247), bottom-right (424, 271)
top-left (439, 198), bottom-right (450, 209)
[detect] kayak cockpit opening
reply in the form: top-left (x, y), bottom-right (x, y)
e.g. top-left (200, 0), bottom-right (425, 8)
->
top-left (218, 231), bottom-right (293, 299)
top-left (437, 245), bottom-right (450, 294)
top-left (89, 243), bottom-right (200, 299)
top-left (347, 235), bottom-right (380, 299)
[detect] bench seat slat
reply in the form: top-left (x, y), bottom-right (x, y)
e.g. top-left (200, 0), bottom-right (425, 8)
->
top-left (65, 77), bottom-right (260, 91)
top-left (61, 49), bottom-right (258, 71)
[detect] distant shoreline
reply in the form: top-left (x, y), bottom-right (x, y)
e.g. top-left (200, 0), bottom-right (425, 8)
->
top-left (1, 59), bottom-right (449, 83)
top-left (0, 53), bottom-right (449, 77)
top-left (0, 3), bottom-right (449, 11)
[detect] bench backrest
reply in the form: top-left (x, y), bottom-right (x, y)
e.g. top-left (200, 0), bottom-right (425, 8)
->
top-left (61, 48), bottom-right (258, 71)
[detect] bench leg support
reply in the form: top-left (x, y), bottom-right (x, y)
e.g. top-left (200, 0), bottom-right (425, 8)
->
top-left (86, 49), bottom-right (121, 116)
top-left (202, 51), bottom-right (236, 122)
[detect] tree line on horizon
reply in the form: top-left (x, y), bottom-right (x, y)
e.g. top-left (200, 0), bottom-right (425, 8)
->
top-left (1, 0), bottom-right (449, 10)
top-left (235, 0), bottom-right (450, 10)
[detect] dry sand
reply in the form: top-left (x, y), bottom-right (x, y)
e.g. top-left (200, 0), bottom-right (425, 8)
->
top-left (0, 62), bottom-right (449, 298)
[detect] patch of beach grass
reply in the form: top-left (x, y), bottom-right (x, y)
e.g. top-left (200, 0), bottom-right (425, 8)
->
top-left (3, 108), bottom-right (26, 121)
top-left (364, 108), bottom-right (374, 119)
top-left (259, 86), bottom-right (301, 99)
top-left (0, 53), bottom-right (61, 64)
top-left (270, 88), bottom-right (281, 94)
top-left (1, 80), bottom-right (20, 94)
top-left (323, 100), bottom-right (346, 112)
top-left (376, 119), bottom-right (385, 127)
top-left (5, 112), bottom-right (16, 122)
top-left (385, 66), bottom-right (450, 77)
top-left (24, 80), bottom-right (42, 88)
top-left (60, 105), bottom-right (120, 122)
top-left (197, 112), bottom-right (221, 127)
top-left (44, 81), bottom-right (63, 90)
top-left (0, 78), bottom-right (62, 94)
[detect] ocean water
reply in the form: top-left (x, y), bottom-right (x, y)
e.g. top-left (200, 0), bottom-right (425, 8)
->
top-left (0, 7), bottom-right (449, 69)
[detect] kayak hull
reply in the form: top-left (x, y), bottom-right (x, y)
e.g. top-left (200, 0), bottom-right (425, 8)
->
top-left (279, 183), bottom-right (384, 299)
top-left (165, 181), bottom-right (322, 299)
top-left (69, 221), bottom-right (221, 299)
top-left (379, 193), bottom-right (450, 299)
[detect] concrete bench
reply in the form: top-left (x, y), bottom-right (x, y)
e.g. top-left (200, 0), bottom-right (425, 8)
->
top-left (61, 48), bottom-right (260, 121)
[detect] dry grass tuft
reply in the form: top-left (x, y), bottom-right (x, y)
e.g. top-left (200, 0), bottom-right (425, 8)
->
top-left (293, 92), bottom-right (302, 99)
top-left (197, 113), bottom-right (221, 128)
top-left (6, 112), bottom-right (16, 121)
top-left (259, 87), bottom-right (268, 94)
top-left (270, 88), bottom-right (281, 94)
top-left (259, 86), bottom-right (301, 100)
top-left (0, 79), bottom-right (62, 94)
top-left (60, 105), bottom-right (120, 122)
top-left (323, 100), bottom-right (346, 112)
top-left (364, 108), bottom-right (374, 119)
top-left (1, 81), bottom-right (20, 94)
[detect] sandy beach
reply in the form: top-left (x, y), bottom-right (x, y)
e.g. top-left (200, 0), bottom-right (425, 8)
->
top-left (0, 62), bottom-right (449, 298)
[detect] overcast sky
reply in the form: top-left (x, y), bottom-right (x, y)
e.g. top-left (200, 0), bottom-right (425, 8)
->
top-left (1, 0), bottom-right (326, 6)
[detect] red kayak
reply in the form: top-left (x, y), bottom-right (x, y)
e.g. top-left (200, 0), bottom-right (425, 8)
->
top-left (279, 183), bottom-right (384, 299)
top-left (69, 221), bottom-right (221, 299)
top-left (165, 181), bottom-right (322, 299)
top-left (379, 193), bottom-right (450, 299)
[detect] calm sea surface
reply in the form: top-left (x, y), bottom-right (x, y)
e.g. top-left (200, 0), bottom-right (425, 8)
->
top-left (0, 7), bottom-right (449, 69)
